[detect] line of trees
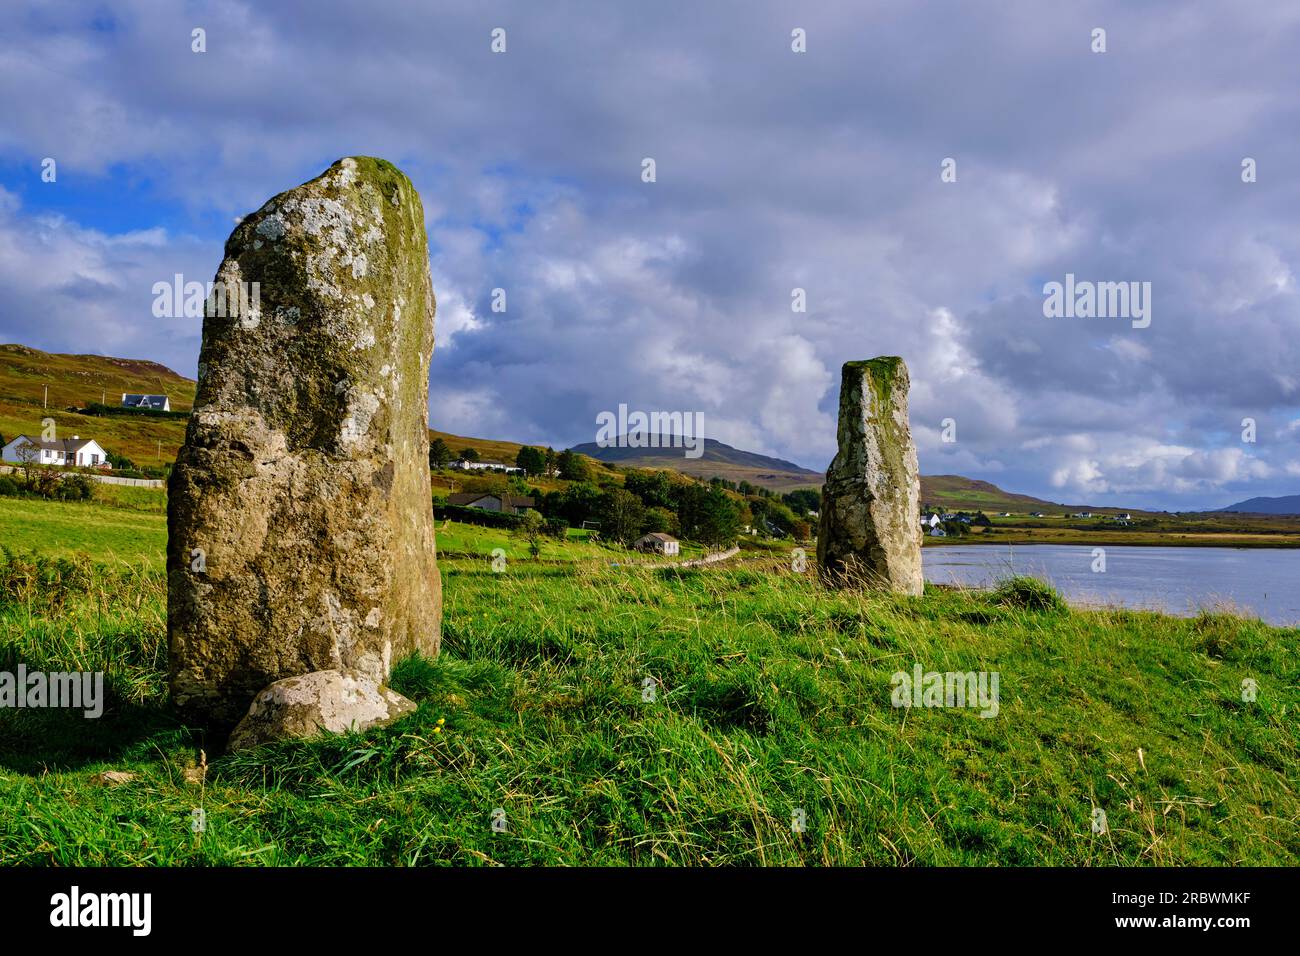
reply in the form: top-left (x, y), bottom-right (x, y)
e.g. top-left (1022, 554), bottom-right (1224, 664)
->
top-left (427, 438), bottom-right (820, 549)
top-left (532, 472), bottom-right (745, 547)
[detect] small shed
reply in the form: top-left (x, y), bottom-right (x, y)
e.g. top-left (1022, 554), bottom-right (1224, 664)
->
top-left (634, 532), bottom-right (680, 556)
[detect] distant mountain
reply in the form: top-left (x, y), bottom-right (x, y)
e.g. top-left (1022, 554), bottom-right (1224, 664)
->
top-left (571, 436), bottom-right (824, 493)
top-left (1219, 495), bottom-right (1300, 515)
top-left (570, 437), bottom-right (1081, 509)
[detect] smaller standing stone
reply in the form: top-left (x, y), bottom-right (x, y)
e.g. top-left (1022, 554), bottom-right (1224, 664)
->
top-left (227, 670), bottom-right (417, 752)
top-left (817, 357), bottom-right (924, 594)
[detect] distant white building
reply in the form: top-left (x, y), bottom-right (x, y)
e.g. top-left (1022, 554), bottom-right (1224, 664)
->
top-left (929, 527), bottom-right (947, 537)
top-left (2, 434), bottom-right (111, 469)
top-left (121, 393), bottom-right (170, 411)
top-left (450, 458), bottom-right (522, 474)
top-left (920, 513), bottom-right (942, 530)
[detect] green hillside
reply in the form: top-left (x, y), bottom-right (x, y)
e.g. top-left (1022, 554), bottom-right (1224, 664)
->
top-left (0, 344), bottom-right (195, 466)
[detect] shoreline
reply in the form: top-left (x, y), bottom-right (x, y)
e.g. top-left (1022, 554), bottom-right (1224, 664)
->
top-left (923, 535), bottom-right (1300, 549)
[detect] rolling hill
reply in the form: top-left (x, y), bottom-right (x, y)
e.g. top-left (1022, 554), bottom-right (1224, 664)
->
top-left (0, 344), bottom-right (196, 465)
top-left (571, 436), bottom-right (824, 493)
top-left (570, 437), bottom-right (1081, 510)
top-left (1219, 495), bottom-right (1300, 515)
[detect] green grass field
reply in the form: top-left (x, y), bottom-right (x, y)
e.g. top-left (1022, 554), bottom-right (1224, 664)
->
top-left (0, 493), bottom-right (709, 570)
top-left (0, 523), bottom-right (1296, 865)
top-left (0, 496), bottom-right (167, 569)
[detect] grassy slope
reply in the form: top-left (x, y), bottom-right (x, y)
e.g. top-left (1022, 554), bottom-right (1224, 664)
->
top-left (921, 475), bottom-right (1067, 511)
top-left (0, 552), bottom-right (1295, 866)
top-left (0, 345), bottom-right (196, 465)
top-left (0, 496), bottom-right (167, 568)
top-left (0, 495), bottom-right (706, 570)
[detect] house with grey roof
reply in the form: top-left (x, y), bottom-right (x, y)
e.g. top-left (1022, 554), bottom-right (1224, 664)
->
top-left (121, 393), bottom-right (171, 411)
top-left (1, 434), bottom-right (111, 469)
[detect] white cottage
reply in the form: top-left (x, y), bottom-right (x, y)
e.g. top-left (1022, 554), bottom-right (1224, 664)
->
top-left (121, 393), bottom-right (171, 411)
top-left (1, 435), bottom-right (111, 469)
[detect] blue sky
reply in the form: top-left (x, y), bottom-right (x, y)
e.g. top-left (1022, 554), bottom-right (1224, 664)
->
top-left (2, 0), bottom-right (1300, 510)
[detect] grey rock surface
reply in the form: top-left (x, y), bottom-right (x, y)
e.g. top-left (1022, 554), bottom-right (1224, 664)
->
top-left (817, 357), bottom-right (924, 594)
top-left (167, 157), bottom-right (441, 726)
top-left (227, 669), bottom-right (417, 751)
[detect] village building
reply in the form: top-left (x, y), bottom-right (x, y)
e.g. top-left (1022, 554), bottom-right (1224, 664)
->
top-left (633, 532), bottom-right (680, 556)
top-left (1, 434), bottom-right (111, 469)
top-left (450, 458), bottom-right (522, 474)
top-left (121, 393), bottom-right (171, 411)
top-left (446, 492), bottom-right (535, 515)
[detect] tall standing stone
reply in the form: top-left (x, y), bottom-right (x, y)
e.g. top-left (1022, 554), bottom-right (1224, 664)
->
top-left (168, 157), bottom-right (441, 726)
top-left (817, 357), bottom-right (924, 594)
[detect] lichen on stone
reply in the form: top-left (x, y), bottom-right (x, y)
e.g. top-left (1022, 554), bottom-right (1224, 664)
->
top-left (818, 357), bottom-right (923, 594)
top-left (167, 156), bottom-right (442, 730)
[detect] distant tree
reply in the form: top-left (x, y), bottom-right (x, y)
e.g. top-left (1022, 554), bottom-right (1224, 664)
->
top-left (539, 489), bottom-right (564, 520)
top-left (458, 447), bottom-right (480, 462)
top-left (972, 512), bottom-right (992, 528)
top-left (558, 481), bottom-right (602, 526)
top-left (14, 440), bottom-right (41, 487)
top-left (678, 484), bottom-right (741, 548)
top-left (544, 447), bottom-right (558, 477)
top-left (598, 488), bottom-right (646, 545)
top-left (515, 509), bottom-right (546, 558)
top-left (624, 469), bottom-right (678, 510)
top-left (57, 473), bottom-right (95, 501)
top-left (641, 506), bottom-right (678, 536)
top-left (556, 448), bottom-right (590, 482)
top-left (106, 450), bottom-right (135, 471)
top-left (429, 438), bottom-right (453, 468)
top-left (749, 496), bottom-right (798, 537)
top-left (783, 488), bottom-right (821, 516)
top-left (515, 445), bottom-right (547, 477)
